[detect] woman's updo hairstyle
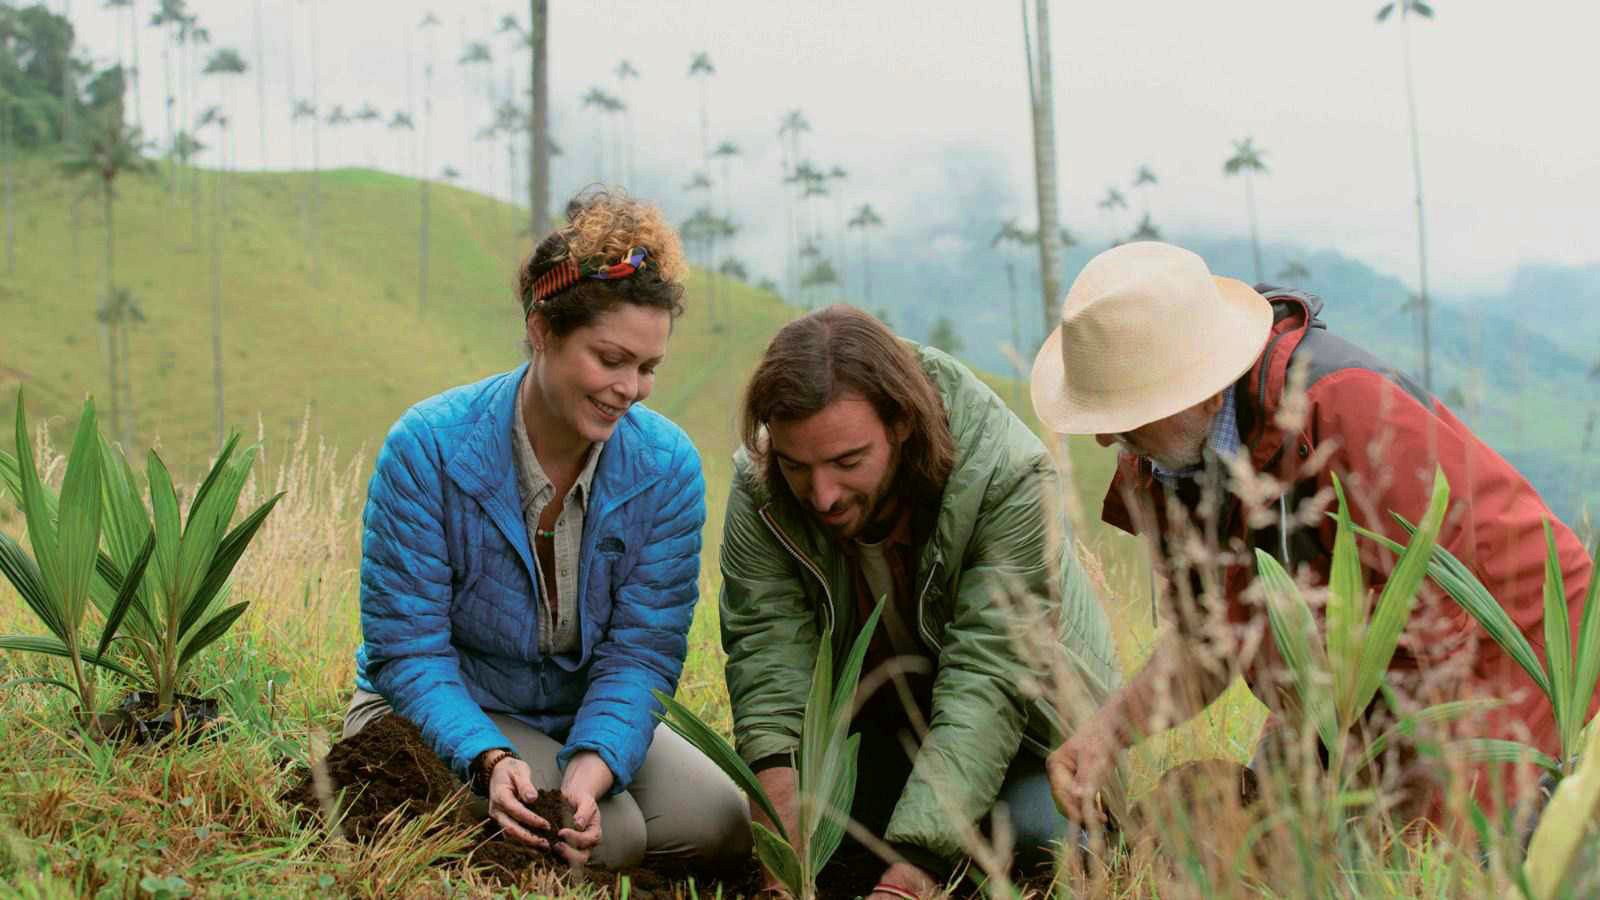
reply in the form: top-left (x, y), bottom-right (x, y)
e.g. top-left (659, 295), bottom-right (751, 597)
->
top-left (518, 188), bottom-right (688, 341)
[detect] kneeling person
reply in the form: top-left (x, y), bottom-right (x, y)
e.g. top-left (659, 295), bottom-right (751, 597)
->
top-left (721, 306), bottom-right (1120, 894)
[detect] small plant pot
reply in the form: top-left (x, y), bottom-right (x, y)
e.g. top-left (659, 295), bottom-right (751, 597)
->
top-left (111, 690), bottom-right (222, 745)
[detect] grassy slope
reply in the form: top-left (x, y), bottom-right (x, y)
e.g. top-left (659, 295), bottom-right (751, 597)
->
top-left (0, 160), bottom-right (1267, 895)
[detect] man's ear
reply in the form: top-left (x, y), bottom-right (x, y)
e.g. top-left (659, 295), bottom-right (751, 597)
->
top-left (893, 417), bottom-right (913, 444)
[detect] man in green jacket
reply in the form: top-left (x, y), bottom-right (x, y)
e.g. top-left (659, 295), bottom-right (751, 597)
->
top-left (721, 305), bottom-right (1120, 894)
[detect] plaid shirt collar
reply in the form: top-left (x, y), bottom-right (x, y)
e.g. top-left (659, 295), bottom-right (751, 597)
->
top-left (1151, 385), bottom-right (1241, 486)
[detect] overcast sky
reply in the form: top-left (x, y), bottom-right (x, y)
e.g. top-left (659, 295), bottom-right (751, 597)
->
top-left (67, 0), bottom-right (1599, 295)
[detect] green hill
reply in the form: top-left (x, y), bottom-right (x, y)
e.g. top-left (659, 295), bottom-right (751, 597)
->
top-left (0, 155), bottom-right (1133, 590)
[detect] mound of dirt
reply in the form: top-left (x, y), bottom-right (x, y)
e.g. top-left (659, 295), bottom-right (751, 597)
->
top-left (280, 714), bottom-right (565, 881)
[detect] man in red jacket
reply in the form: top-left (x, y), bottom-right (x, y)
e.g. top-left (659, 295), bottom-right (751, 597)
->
top-left (1030, 241), bottom-right (1593, 824)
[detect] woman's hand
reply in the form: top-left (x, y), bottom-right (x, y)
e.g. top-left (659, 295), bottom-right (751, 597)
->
top-left (556, 751), bottom-right (614, 867)
top-left (486, 756), bottom-right (553, 849)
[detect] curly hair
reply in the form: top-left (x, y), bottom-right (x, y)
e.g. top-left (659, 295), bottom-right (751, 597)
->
top-left (517, 187), bottom-right (687, 339)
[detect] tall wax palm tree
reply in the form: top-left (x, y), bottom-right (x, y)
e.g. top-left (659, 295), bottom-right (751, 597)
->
top-left (992, 219), bottom-right (1037, 366)
top-left (304, 0), bottom-right (323, 284)
top-left (847, 203), bottom-right (884, 304)
top-left (1021, 0), bottom-right (1063, 340)
top-left (1277, 259), bottom-right (1311, 282)
top-left (418, 11), bottom-right (440, 311)
top-left (1097, 186), bottom-right (1128, 244)
top-left (388, 111), bottom-right (415, 173)
top-left (105, 0), bottom-right (145, 132)
top-left (1, 83), bottom-right (13, 275)
top-left (712, 139), bottom-right (741, 322)
top-left (1377, 0), bottom-right (1437, 392)
top-left (528, 0), bottom-right (549, 238)
top-left (202, 47), bottom-right (246, 448)
top-left (777, 109), bottom-right (810, 297)
top-left (1133, 164), bottom-right (1157, 217)
top-left (252, 0), bottom-right (265, 167)
top-left (827, 164), bottom-right (848, 281)
top-left (150, 0), bottom-right (188, 192)
top-left (1223, 137), bottom-right (1268, 283)
top-left (579, 86), bottom-right (618, 182)
top-left (1130, 213), bottom-right (1162, 242)
top-left (62, 114), bottom-right (154, 446)
top-left (353, 101), bottom-right (381, 167)
top-left (459, 40), bottom-right (492, 182)
top-left (614, 59), bottom-right (638, 184)
top-left (688, 53), bottom-right (717, 319)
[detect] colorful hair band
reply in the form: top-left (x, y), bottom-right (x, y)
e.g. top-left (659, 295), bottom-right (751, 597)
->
top-left (530, 247), bottom-right (650, 307)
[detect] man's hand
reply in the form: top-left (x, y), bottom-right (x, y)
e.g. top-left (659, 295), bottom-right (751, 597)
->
top-left (486, 756), bottom-right (553, 849)
top-left (753, 766), bottom-right (801, 893)
top-left (866, 861), bottom-right (937, 899)
top-left (1047, 717), bottom-right (1121, 828)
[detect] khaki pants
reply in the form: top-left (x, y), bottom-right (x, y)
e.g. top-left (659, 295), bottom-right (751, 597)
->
top-left (344, 690), bottom-right (751, 870)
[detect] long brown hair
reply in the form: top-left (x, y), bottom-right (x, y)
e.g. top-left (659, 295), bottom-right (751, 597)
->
top-left (741, 305), bottom-right (955, 506)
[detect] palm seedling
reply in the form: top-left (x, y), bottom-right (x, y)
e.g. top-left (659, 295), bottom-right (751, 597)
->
top-left (654, 602), bottom-right (884, 900)
top-left (0, 394), bottom-right (149, 733)
top-left (1254, 469), bottom-right (1477, 789)
top-left (1, 405), bottom-right (282, 725)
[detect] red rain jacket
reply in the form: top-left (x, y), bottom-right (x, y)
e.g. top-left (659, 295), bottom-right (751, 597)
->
top-left (1102, 288), bottom-right (1595, 814)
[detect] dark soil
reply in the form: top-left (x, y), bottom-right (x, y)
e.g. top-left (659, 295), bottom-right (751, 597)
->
top-left (97, 691), bottom-right (221, 745)
top-left (280, 714), bottom-right (566, 881)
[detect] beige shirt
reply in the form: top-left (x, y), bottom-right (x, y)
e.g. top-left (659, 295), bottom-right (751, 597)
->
top-left (512, 383), bottom-right (602, 657)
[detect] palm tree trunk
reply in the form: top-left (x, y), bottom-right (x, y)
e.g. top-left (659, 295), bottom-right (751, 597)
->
top-left (1244, 173), bottom-right (1262, 283)
top-left (102, 181), bottom-right (122, 443)
top-left (255, 0), bottom-right (268, 169)
top-left (1400, 13), bottom-right (1432, 393)
top-left (1023, 0), bottom-right (1063, 342)
top-left (129, 1), bottom-right (143, 133)
top-left (309, 1), bottom-right (322, 285)
top-left (2, 105), bottom-right (13, 275)
top-left (210, 163), bottom-right (225, 447)
top-left (162, 31), bottom-right (175, 193)
top-left (862, 229), bottom-right (871, 303)
top-left (529, 0), bottom-right (549, 238)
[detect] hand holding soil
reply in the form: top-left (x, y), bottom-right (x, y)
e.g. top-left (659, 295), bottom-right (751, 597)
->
top-left (1048, 720), bottom-right (1120, 828)
top-left (487, 755), bottom-right (556, 849)
top-left (552, 788), bottom-right (601, 867)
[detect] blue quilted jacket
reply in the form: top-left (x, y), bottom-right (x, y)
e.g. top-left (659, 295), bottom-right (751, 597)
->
top-left (353, 364), bottom-right (707, 789)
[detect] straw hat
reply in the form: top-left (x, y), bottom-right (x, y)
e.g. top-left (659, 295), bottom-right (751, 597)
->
top-left (1030, 242), bottom-right (1273, 435)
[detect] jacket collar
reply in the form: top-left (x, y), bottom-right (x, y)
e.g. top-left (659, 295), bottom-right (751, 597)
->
top-left (444, 364), bottom-right (663, 582)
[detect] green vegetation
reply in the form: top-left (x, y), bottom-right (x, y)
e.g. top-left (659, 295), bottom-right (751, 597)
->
top-left (655, 601), bottom-right (884, 900)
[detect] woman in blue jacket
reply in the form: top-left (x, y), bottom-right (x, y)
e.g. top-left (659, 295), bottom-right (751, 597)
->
top-left (347, 190), bottom-right (750, 869)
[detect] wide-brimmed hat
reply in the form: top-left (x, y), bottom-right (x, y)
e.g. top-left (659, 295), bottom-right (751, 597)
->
top-left (1030, 241), bottom-right (1273, 435)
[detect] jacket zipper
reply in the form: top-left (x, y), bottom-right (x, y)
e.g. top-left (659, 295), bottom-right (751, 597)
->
top-left (758, 506), bottom-right (836, 636)
top-left (914, 563), bottom-right (941, 650)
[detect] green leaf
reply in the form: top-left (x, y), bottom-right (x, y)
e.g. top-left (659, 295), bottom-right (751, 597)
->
top-left (1356, 518), bottom-right (1554, 701)
top-left (1539, 522), bottom-right (1576, 758)
top-left (0, 635), bottom-right (139, 679)
top-left (1524, 718), bottom-right (1600, 900)
top-left (1256, 549), bottom-right (1337, 751)
top-left (808, 732), bottom-right (858, 877)
top-left (0, 531), bottom-right (67, 641)
top-left (751, 821), bottom-right (803, 899)
top-left (797, 613), bottom-right (836, 848)
top-left (1456, 738), bottom-right (1562, 777)
top-left (175, 602), bottom-right (248, 673)
top-left (15, 391), bottom-right (64, 610)
top-left (1325, 474), bottom-right (1368, 722)
top-left (178, 493), bottom-right (281, 640)
top-left (0, 676), bottom-right (80, 696)
top-left (98, 534), bottom-right (155, 661)
top-left (831, 598), bottom-right (885, 720)
top-left (1569, 540), bottom-right (1600, 762)
top-left (182, 433), bottom-right (239, 528)
top-left (147, 451), bottom-right (183, 607)
top-left (652, 689), bottom-right (790, 843)
top-left (1353, 698), bottom-right (1505, 772)
top-left (1352, 468), bottom-right (1450, 721)
top-left (54, 400), bottom-right (105, 630)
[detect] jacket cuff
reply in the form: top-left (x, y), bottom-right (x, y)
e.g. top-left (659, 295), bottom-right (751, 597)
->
top-left (750, 752), bottom-right (795, 774)
top-left (557, 740), bottom-right (629, 796)
top-left (889, 841), bottom-right (955, 882)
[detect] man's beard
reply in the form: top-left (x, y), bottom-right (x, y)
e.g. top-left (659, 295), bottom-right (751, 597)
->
top-left (1135, 409), bottom-right (1213, 471)
top-left (820, 441), bottom-right (903, 541)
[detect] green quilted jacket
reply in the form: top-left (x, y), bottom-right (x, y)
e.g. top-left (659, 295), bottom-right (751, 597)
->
top-left (718, 344), bottom-right (1121, 864)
